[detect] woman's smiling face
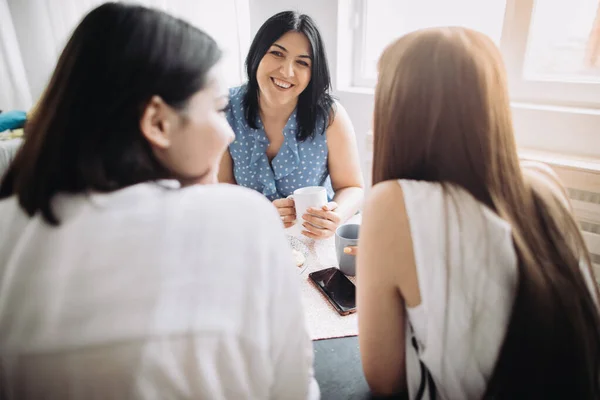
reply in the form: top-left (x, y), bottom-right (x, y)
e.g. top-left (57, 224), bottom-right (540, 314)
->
top-left (256, 31), bottom-right (312, 107)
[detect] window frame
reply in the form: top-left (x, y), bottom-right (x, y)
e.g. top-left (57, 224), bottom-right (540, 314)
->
top-left (501, 0), bottom-right (600, 107)
top-left (350, 0), bottom-right (600, 108)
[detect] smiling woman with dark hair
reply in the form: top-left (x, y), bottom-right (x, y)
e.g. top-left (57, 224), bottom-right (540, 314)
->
top-left (219, 11), bottom-right (364, 240)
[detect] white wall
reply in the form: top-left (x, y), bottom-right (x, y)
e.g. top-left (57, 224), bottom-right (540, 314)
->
top-left (7, 0), bottom-right (251, 104)
top-left (249, 0), bottom-right (373, 186)
top-left (0, 0), bottom-right (32, 110)
top-left (7, 0), bottom-right (58, 103)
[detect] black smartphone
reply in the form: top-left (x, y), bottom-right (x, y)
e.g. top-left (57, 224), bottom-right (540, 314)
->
top-left (308, 267), bottom-right (356, 316)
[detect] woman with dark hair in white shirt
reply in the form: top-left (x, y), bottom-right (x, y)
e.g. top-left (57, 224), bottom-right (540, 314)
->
top-left (0, 3), bottom-right (318, 399)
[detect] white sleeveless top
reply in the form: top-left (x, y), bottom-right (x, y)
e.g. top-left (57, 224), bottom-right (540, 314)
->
top-left (400, 180), bottom-right (518, 400)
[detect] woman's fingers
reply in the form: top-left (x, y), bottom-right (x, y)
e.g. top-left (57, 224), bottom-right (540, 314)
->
top-left (278, 207), bottom-right (296, 216)
top-left (306, 207), bottom-right (341, 224)
top-left (281, 214), bottom-right (296, 223)
top-left (273, 198), bottom-right (296, 224)
top-left (273, 198), bottom-right (295, 208)
top-left (301, 203), bottom-right (341, 240)
top-left (302, 213), bottom-right (336, 231)
top-left (301, 221), bottom-right (334, 239)
top-left (344, 246), bottom-right (358, 256)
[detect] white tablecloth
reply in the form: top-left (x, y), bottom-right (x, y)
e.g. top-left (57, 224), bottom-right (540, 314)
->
top-left (288, 215), bottom-right (361, 340)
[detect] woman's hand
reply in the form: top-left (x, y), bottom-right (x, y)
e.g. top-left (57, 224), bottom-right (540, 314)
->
top-left (301, 202), bottom-right (342, 240)
top-left (273, 198), bottom-right (296, 228)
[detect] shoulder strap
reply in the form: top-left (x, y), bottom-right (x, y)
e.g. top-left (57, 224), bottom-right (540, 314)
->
top-left (411, 330), bottom-right (437, 400)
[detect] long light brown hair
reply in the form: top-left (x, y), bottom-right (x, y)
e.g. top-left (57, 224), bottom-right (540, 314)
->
top-left (373, 27), bottom-right (600, 398)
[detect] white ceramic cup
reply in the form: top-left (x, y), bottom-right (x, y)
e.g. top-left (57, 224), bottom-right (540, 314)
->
top-left (291, 186), bottom-right (328, 222)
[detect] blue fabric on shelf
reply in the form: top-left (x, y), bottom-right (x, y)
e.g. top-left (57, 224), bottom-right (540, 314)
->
top-left (0, 110), bottom-right (27, 132)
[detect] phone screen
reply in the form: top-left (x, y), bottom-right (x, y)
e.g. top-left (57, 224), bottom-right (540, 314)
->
top-left (309, 267), bottom-right (356, 315)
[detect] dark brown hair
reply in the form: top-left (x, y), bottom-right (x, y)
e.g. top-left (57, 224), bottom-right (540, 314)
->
top-left (373, 27), bottom-right (600, 398)
top-left (0, 2), bottom-right (221, 225)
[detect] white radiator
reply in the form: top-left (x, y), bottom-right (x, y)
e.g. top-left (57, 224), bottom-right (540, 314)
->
top-left (526, 153), bottom-right (600, 279)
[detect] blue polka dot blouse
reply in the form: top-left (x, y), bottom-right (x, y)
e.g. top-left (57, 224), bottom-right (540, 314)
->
top-left (225, 85), bottom-right (334, 201)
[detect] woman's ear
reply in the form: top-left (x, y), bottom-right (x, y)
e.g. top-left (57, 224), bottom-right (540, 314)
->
top-left (140, 95), bottom-right (173, 149)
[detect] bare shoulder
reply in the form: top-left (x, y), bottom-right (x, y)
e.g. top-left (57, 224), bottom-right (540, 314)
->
top-left (364, 180), bottom-right (404, 215)
top-left (326, 101), bottom-right (354, 138)
top-left (361, 181), bottom-right (413, 269)
top-left (362, 180), bottom-right (409, 256)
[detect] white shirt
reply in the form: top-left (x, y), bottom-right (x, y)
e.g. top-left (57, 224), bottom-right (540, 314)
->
top-left (0, 181), bottom-right (319, 400)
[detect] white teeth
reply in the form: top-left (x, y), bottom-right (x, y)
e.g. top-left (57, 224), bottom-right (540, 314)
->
top-left (273, 78), bottom-right (292, 89)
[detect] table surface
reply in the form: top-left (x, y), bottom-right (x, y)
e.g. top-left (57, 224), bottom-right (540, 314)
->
top-left (313, 337), bottom-right (407, 400)
top-left (313, 336), bottom-right (370, 400)
top-left (289, 215), bottom-right (361, 340)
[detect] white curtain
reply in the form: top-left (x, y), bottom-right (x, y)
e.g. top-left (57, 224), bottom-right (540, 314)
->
top-left (6, 0), bottom-right (250, 103)
top-left (164, 0), bottom-right (251, 87)
top-left (0, 0), bottom-right (32, 110)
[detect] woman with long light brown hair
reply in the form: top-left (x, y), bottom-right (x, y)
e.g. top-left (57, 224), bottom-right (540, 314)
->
top-left (357, 27), bottom-right (600, 399)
